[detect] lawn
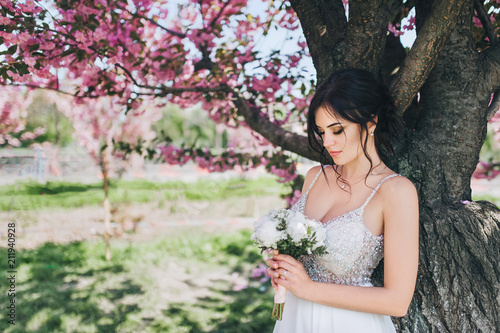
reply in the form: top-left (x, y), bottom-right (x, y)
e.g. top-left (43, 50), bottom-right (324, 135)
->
top-left (0, 177), bottom-right (288, 332)
top-left (2, 176), bottom-right (497, 333)
top-left (0, 176), bottom-right (287, 212)
top-left (0, 228), bottom-right (276, 333)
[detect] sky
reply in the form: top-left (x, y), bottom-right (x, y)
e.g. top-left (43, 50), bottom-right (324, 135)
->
top-left (249, 2), bottom-right (417, 81)
top-left (163, 0), bottom-right (417, 83)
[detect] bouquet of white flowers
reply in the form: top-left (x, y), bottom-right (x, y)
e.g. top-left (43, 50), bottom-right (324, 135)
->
top-left (251, 208), bottom-right (328, 320)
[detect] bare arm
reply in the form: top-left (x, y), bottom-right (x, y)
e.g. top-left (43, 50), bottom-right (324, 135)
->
top-left (268, 176), bottom-right (419, 317)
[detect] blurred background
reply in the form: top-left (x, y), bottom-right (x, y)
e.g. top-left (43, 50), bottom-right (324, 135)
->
top-left (1, 1), bottom-right (500, 332)
top-left (0, 84), bottom-right (499, 333)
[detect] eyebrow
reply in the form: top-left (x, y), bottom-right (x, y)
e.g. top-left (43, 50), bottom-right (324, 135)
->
top-left (316, 122), bottom-right (343, 129)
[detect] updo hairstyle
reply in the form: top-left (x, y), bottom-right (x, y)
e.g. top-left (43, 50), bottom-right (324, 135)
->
top-left (307, 68), bottom-right (403, 183)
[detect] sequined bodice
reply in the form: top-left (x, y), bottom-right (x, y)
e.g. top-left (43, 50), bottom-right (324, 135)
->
top-left (291, 167), bottom-right (399, 287)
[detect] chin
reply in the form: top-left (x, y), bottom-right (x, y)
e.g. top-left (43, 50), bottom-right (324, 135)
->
top-left (331, 158), bottom-right (345, 165)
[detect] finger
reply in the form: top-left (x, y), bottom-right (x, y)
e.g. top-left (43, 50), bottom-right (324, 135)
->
top-left (270, 269), bottom-right (281, 279)
top-left (275, 276), bottom-right (290, 287)
top-left (274, 260), bottom-right (294, 272)
top-left (273, 255), bottom-right (298, 266)
top-left (273, 253), bottom-right (296, 261)
top-left (271, 277), bottom-right (278, 290)
top-left (279, 268), bottom-right (290, 279)
top-left (265, 259), bottom-right (279, 269)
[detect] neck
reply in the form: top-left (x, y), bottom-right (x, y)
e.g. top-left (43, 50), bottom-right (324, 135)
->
top-left (339, 150), bottom-right (383, 180)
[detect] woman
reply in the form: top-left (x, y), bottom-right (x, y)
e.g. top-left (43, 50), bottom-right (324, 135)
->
top-left (267, 69), bottom-right (419, 332)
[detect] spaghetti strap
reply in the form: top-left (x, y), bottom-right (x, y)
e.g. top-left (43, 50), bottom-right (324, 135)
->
top-left (361, 174), bottom-right (400, 209)
top-left (305, 165), bottom-right (329, 195)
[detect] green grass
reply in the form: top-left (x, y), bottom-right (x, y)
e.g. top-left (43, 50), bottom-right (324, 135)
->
top-left (0, 177), bottom-right (287, 211)
top-left (0, 229), bottom-right (276, 332)
top-left (472, 193), bottom-right (500, 207)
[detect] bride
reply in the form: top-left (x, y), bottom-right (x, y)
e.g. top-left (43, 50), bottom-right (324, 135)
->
top-left (267, 69), bottom-right (419, 332)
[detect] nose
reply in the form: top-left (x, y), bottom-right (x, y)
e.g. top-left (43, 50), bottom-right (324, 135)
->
top-left (323, 131), bottom-right (335, 147)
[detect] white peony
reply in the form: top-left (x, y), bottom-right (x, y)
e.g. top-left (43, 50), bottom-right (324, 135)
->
top-left (308, 220), bottom-right (327, 249)
top-left (252, 213), bottom-right (275, 231)
top-left (286, 212), bottom-right (308, 243)
top-left (251, 214), bottom-right (284, 248)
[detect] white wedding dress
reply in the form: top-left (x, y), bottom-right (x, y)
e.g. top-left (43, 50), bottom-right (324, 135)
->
top-left (273, 167), bottom-right (398, 333)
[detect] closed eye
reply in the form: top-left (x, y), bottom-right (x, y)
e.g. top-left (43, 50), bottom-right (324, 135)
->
top-left (316, 127), bottom-right (343, 136)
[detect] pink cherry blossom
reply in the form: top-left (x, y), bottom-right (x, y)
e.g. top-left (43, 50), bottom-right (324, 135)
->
top-left (388, 23), bottom-right (404, 37)
top-left (3, 0), bottom-right (497, 199)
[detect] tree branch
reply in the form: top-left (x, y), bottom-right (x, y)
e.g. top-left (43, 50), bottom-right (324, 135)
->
top-left (161, 85), bottom-right (230, 94)
top-left (138, 84), bottom-right (319, 161)
top-left (289, 0), bottom-right (347, 82)
top-left (120, 6), bottom-right (187, 39)
top-left (473, 0), bottom-right (499, 46)
top-left (390, 0), bottom-right (468, 116)
top-left (289, 0), bottom-right (347, 44)
top-left (342, 0), bottom-right (392, 76)
top-left (232, 92), bottom-right (319, 161)
top-left (209, 0), bottom-right (230, 28)
top-left (0, 83), bottom-right (90, 97)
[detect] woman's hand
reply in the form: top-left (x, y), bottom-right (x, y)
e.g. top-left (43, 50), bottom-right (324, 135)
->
top-left (266, 250), bottom-right (314, 299)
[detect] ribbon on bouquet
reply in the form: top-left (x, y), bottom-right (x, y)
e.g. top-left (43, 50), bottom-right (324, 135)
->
top-left (272, 284), bottom-right (287, 320)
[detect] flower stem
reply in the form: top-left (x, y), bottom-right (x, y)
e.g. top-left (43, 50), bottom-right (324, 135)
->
top-left (271, 302), bottom-right (285, 320)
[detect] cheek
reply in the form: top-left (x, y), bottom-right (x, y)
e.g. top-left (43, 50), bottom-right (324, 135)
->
top-left (346, 132), bottom-right (361, 150)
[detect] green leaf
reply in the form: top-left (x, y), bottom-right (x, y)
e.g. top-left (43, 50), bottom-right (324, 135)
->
top-left (13, 62), bottom-right (29, 76)
top-left (4, 45), bottom-right (17, 55)
top-left (29, 43), bottom-right (40, 54)
top-left (59, 48), bottom-right (77, 58)
top-left (300, 83), bottom-right (306, 95)
top-left (76, 49), bottom-right (86, 61)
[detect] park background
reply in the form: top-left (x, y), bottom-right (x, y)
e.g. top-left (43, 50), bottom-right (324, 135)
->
top-left (0, 99), bottom-right (498, 332)
top-left (1, 0), bottom-right (500, 332)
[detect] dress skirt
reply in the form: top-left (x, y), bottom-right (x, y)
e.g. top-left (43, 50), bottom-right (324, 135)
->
top-left (273, 292), bottom-right (396, 333)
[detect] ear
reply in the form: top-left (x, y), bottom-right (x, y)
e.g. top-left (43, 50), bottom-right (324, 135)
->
top-left (368, 115), bottom-right (378, 133)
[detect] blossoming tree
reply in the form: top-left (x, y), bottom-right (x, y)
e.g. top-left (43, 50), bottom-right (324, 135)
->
top-left (0, 86), bottom-right (44, 147)
top-left (46, 93), bottom-right (160, 260)
top-left (1, 0), bottom-right (500, 331)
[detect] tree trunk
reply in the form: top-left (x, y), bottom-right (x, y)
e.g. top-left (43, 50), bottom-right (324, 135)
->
top-left (288, 1), bottom-right (500, 331)
top-left (393, 3), bottom-right (500, 331)
top-left (395, 202), bottom-right (500, 332)
top-left (101, 144), bottom-right (112, 261)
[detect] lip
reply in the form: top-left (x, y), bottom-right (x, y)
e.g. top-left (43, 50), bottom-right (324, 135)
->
top-left (329, 151), bottom-right (341, 157)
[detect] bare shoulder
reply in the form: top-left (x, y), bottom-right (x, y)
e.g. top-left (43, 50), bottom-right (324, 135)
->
top-left (301, 165), bottom-right (323, 194)
top-left (379, 174), bottom-right (419, 207)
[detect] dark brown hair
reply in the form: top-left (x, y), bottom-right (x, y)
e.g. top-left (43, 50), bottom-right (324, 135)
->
top-left (307, 68), bottom-right (403, 187)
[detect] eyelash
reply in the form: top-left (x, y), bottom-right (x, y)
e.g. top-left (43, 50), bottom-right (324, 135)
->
top-left (317, 128), bottom-right (343, 136)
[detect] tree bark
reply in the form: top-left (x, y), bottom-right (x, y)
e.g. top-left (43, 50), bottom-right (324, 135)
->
top-left (288, 1), bottom-right (500, 332)
top-left (290, 0), bottom-right (392, 83)
top-left (393, 2), bottom-right (500, 331)
top-left (232, 93), bottom-right (319, 161)
top-left (233, 1), bottom-right (500, 328)
top-left (390, 0), bottom-right (467, 116)
top-left (394, 202), bottom-right (500, 332)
